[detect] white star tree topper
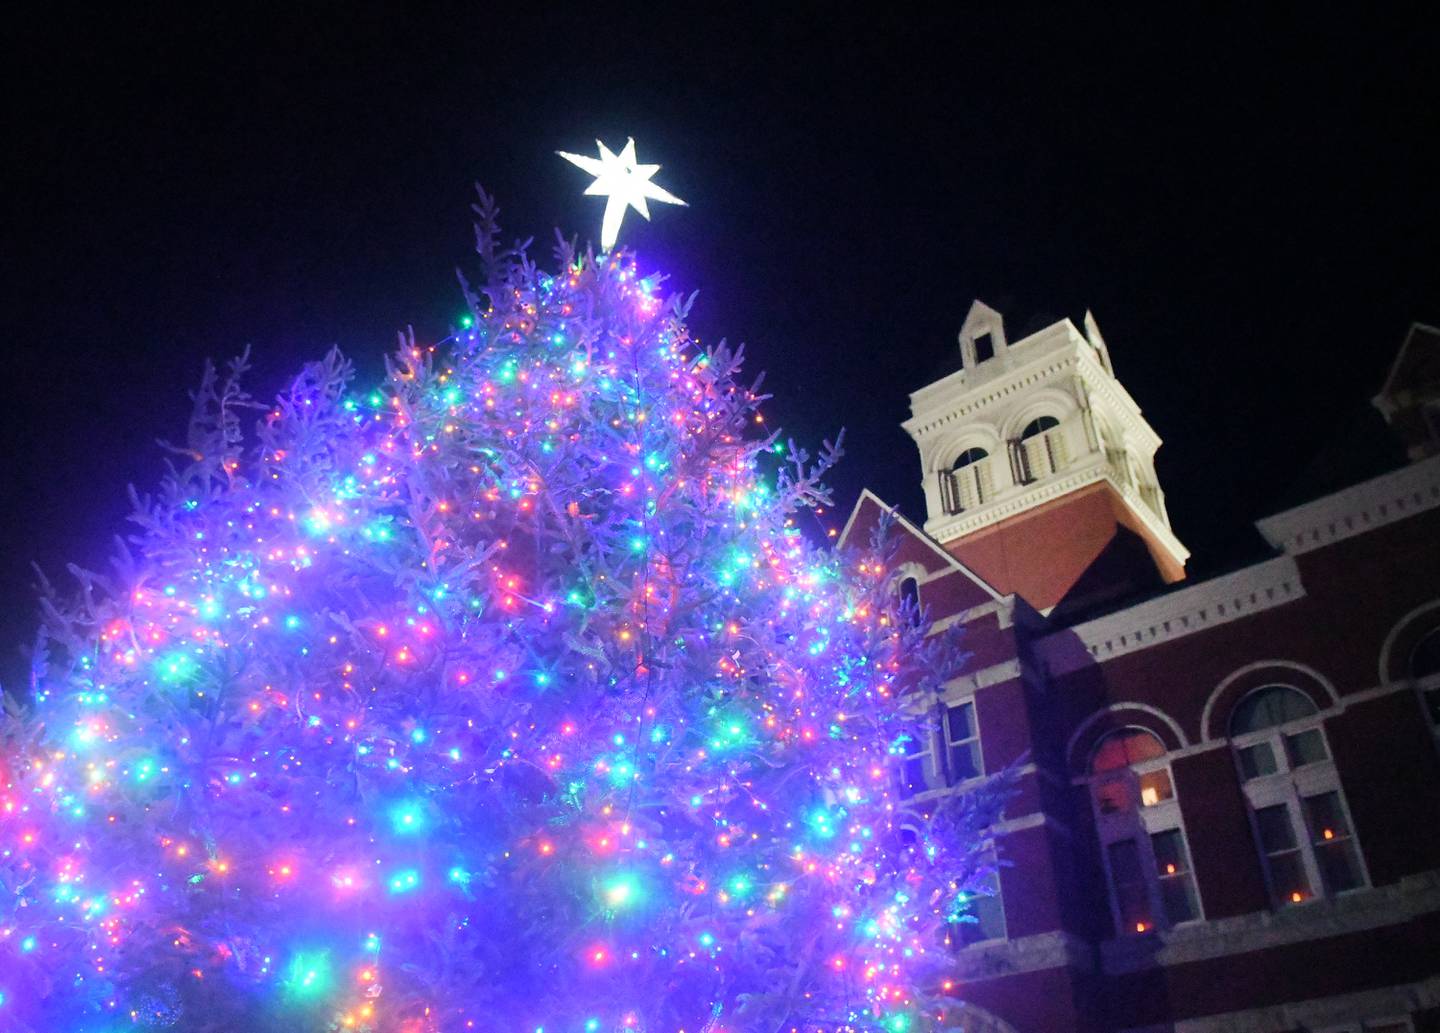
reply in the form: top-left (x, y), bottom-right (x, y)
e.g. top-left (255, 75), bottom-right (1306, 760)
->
top-left (558, 137), bottom-right (687, 252)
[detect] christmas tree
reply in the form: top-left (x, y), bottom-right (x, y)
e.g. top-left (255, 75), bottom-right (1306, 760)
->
top-left (0, 187), bottom-right (1007, 1032)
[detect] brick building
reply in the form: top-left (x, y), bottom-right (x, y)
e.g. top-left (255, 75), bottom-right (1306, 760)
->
top-left (842, 308), bottom-right (1440, 1033)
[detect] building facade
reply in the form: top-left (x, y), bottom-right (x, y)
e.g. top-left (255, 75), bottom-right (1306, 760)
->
top-left (842, 310), bottom-right (1440, 1033)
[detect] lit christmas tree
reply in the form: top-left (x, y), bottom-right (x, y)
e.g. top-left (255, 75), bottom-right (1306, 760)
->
top-left (0, 183), bottom-right (1008, 1032)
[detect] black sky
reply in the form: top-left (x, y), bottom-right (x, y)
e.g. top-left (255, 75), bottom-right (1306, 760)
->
top-left (4, 6), bottom-right (1437, 688)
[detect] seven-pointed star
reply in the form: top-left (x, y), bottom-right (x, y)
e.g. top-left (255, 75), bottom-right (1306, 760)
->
top-left (558, 138), bottom-right (687, 252)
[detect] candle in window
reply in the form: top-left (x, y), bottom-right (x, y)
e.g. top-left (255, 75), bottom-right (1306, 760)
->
top-left (1140, 785), bottom-right (1160, 807)
top-left (1322, 828), bottom-right (1334, 840)
top-left (1290, 891), bottom-right (1304, 903)
top-left (1165, 864), bottom-right (1176, 875)
top-left (1135, 921), bottom-right (1148, 933)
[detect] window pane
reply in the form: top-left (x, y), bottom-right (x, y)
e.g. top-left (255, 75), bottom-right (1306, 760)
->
top-left (1302, 792), bottom-right (1351, 840)
top-left (949, 740), bottom-right (982, 782)
top-left (1254, 804), bottom-right (1297, 853)
top-left (1411, 626), bottom-right (1440, 679)
top-left (1315, 841), bottom-right (1364, 894)
top-left (1239, 741), bottom-right (1278, 780)
top-left (947, 702), bottom-right (975, 742)
top-left (1150, 830), bottom-right (1189, 875)
top-left (1231, 685), bottom-right (1318, 735)
top-left (1424, 686), bottom-right (1440, 727)
top-left (1158, 873), bottom-right (1199, 924)
top-left (1284, 728), bottom-right (1328, 768)
top-left (901, 757), bottom-right (927, 797)
top-left (1091, 728), bottom-right (1165, 773)
top-left (1269, 850), bottom-right (1312, 905)
top-left (1138, 769), bottom-right (1174, 807)
top-left (947, 870), bottom-right (1004, 948)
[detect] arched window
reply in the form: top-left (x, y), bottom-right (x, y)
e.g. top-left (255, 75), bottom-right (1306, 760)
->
top-left (1020, 416), bottom-right (1060, 440)
top-left (940, 448), bottom-right (993, 514)
top-left (1228, 685), bottom-right (1365, 907)
top-left (1413, 627), bottom-right (1440, 679)
top-left (898, 575), bottom-right (921, 628)
top-left (1230, 685), bottom-right (1318, 735)
top-left (1412, 627), bottom-right (1440, 730)
top-left (1086, 728), bottom-right (1199, 934)
top-left (1017, 416), bottom-right (1066, 481)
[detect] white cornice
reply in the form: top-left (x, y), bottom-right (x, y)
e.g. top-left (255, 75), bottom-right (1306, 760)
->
top-left (1255, 454), bottom-right (1440, 555)
top-left (923, 464), bottom-right (1189, 566)
top-left (1037, 554), bottom-right (1306, 673)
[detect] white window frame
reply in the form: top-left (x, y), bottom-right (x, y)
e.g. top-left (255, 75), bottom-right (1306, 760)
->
top-left (1230, 691), bottom-right (1370, 908)
top-left (1084, 730), bottom-right (1204, 936)
top-left (946, 845), bottom-right (1007, 949)
top-left (898, 728), bottom-right (934, 799)
top-left (942, 696), bottom-right (983, 786)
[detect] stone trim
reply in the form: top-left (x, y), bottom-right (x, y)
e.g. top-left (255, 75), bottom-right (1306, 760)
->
top-left (1039, 555), bottom-right (1306, 674)
top-left (1120, 975), bottom-right (1440, 1033)
top-left (1255, 454), bottom-right (1440, 556)
top-left (948, 929), bottom-right (1097, 982)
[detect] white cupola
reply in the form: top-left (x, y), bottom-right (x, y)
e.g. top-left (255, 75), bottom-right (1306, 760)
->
top-left (901, 301), bottom-right (1188, 612)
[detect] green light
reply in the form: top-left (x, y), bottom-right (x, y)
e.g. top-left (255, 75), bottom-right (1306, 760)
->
top-left (282, 950), bottom-right (332, 999)
top-left (600, 871), bottom-right (643, 911)
top-left (389, 800), bottom-right (426, 835)
top-left (387, 869), bottom-right (420, 894)
top-left (725, 873), bottom-right (753, 900)
top-left (155, 652), bottom-right (196, 685)
top-left (303, 508), bottom-right (332, 535)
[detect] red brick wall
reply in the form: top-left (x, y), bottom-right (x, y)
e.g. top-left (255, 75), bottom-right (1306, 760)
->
top-left (1173, 747), bottom-right (1270, 919)
top-left (1328, 690), bottom-right (1440, 884)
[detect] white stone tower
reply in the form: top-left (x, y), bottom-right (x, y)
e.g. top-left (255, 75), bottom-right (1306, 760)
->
top-left (901, 301), bottom-right (1188, 613)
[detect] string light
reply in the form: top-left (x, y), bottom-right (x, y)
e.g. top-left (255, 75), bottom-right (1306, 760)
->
top-left (0, 223), bottom-right (1005, 1032)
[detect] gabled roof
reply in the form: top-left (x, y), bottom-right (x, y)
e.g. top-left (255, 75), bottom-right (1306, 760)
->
top-left (837, 489), bottom-right (1003, 606)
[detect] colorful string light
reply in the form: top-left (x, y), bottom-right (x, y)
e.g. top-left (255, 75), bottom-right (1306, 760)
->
top-left (0, 215), bottom-right (1005, 1031)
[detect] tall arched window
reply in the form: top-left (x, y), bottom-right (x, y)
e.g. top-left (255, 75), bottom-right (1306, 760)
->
top-left (1229, 685), bottom-right (1365, 907)
top-left (1411, 627), bottom-right (1440, 731)
top-left (898, 575), bottom-right (922, 628)
top-left (1087, 728), bottom-right (1199, 934)
top-left (940, 448), bottom-right (993, 514)
top-left (1017, 415), bottom-right (1066, 481)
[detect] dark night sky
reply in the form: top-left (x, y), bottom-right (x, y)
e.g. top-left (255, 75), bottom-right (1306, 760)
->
top-left (4, 7), bottom-right (1437, 689)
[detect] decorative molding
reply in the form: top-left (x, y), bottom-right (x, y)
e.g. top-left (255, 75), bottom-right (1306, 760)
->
top-left (1065, 702), bottom-right (1190, 773)
top-left (1200, 659), bottom-right (1340, 742)
top-left (947, 929), bottom-right (1096, 983)
top-left (1377, 597), bottom-right (1440, 686)
top-left (1039, 555), bottom-right (1306, 674)
top-left (941, 658), bottom-right (1023, 697)
top-left (1255, 453), bottom-right (1440, 556)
